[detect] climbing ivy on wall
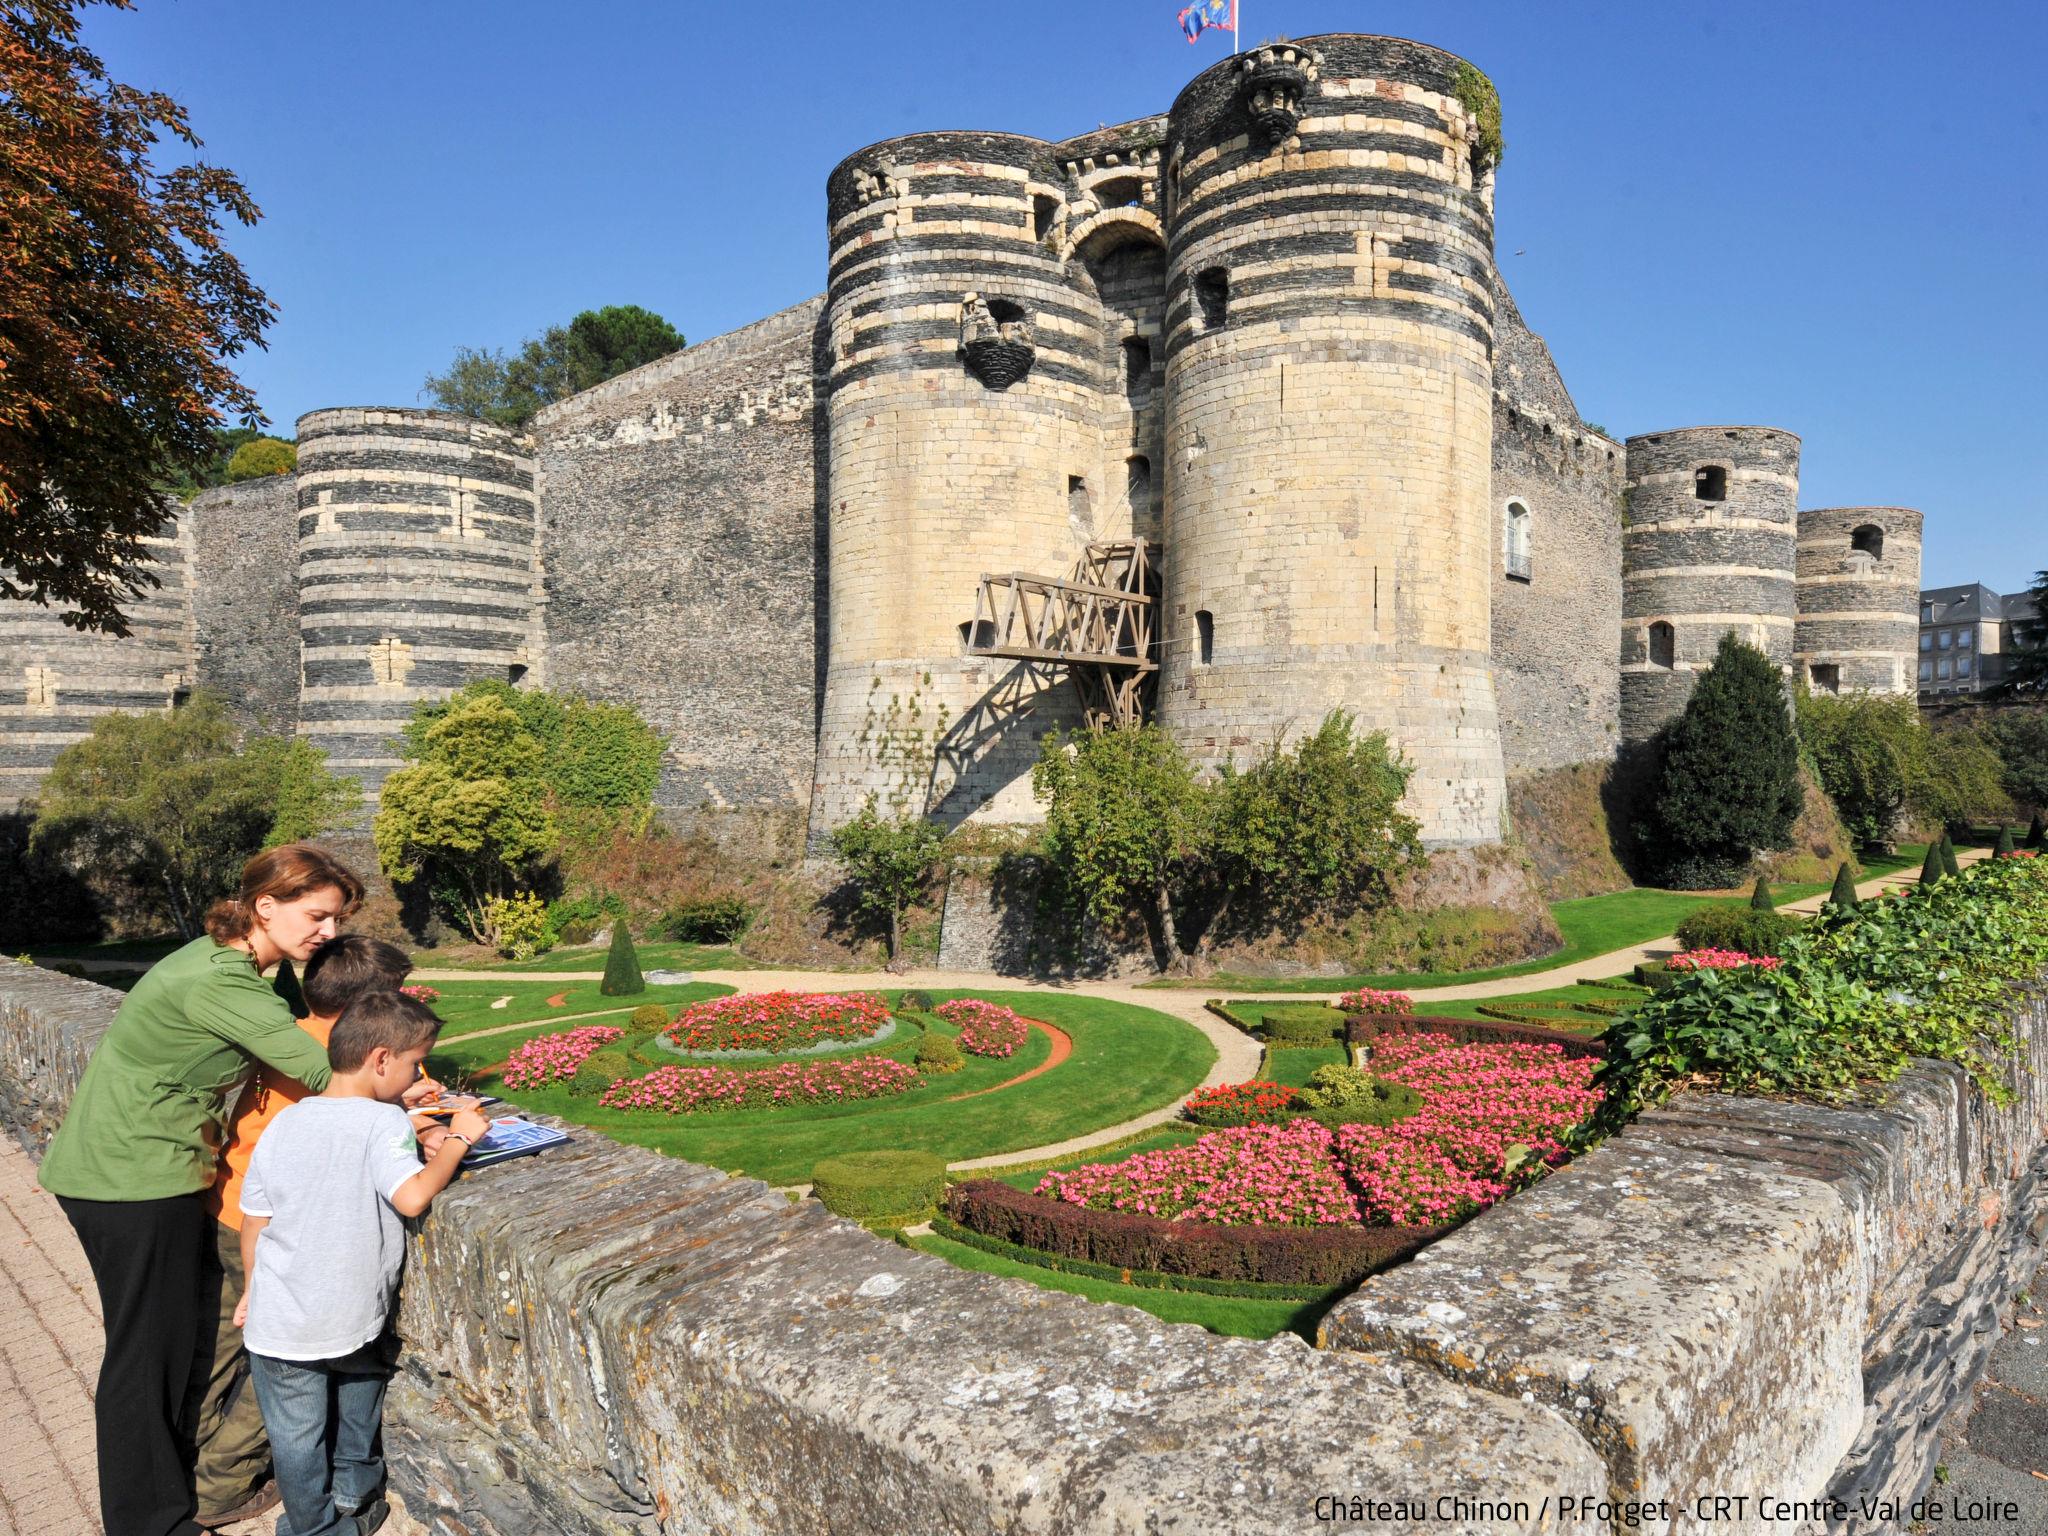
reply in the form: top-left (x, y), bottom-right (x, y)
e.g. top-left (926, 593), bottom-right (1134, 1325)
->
top-left (1451, 63), bottom-right (1504, 172)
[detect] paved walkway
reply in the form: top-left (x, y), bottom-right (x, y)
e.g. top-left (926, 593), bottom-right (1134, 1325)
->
top-left (1930, 1250), bottom-right (2048, 1533)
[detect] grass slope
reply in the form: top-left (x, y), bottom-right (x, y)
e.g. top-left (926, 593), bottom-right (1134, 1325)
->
top-left (449, 990), bottom-right (1215, 1186)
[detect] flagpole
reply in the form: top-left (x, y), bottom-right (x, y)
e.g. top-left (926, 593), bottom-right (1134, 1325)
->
top-left (1235, 0), bottom-right (1241, 53)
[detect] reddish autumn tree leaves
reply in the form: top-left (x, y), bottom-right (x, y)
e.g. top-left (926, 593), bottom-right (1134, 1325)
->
top-left (0, 0), bottom-right (273, 634)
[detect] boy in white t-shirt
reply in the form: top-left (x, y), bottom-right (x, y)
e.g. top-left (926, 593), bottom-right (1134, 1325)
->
top-left (236, 990), bottom-right (488, 1536)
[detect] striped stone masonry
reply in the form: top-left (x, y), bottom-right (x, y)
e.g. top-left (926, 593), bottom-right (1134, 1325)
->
top-left (294, 408), bottom-right (542, 796)
top-left (1621, 425), bottom-right (1801, 744)
top-left (1795, 507), bottom-right (1924, 696)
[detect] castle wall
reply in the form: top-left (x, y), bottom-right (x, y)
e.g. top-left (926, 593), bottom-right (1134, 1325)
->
top-left (187, 476), bottom-right (301, 737)
top-left (294, 409), bottom-right (541, 795)
top-left (808, 129), bottom-right (1138, 840)
top-left (1489, 281), bottom-right (1623, 777)
top-left (533, 299), bottom-right (825, 817)
top-left (1621, 426), bottom-right (1800, 743)
top-left (1158, 37), bottom-right (1507, 846)
top-left (0, 515), bottom-right (194, 809)
top-left (1795, 507), bottom-right (1923, 696)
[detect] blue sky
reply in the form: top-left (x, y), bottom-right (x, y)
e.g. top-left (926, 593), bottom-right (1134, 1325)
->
top-left (91, 0), bottom-right (2044, 588)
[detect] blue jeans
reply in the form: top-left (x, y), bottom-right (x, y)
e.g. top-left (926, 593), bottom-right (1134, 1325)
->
top-left (247, 1343), bottom-right (391, 1536)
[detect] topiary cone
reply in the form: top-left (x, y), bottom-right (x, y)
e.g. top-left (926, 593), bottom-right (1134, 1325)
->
top-left (2028, 812), bottom-right (2046, 850)
top-left (1941, 835), bottom-right (1961, 878)
top-left (1749, 876), bottom-right (1775, 911)
top-left (1919, 842), bottom-right (1945, 888)
top-left (1995, 825), bottom-right (2016, 857)
top-left (1826, 862), bottom-right (1859, 911)
top-left (599, 923), bottom-right (644, 996)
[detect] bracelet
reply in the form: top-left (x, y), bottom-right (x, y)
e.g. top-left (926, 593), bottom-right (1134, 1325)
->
top-left (445, 1131), bottom-right (473, 1149)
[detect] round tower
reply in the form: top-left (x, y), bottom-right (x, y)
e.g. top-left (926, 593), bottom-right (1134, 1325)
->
top-left (808, 131), bottom-right (1111, 840)
top-left (1157, 35), bottom-right (1507, 845)
top-left (0, 517), bottom-right (194, 809)
top-left (294, 408), bottom-right (540, 795)
top-left (1795, 507), bottom-right (1923, 696)
top-left (1620, 426), bottom-right (1800, 742)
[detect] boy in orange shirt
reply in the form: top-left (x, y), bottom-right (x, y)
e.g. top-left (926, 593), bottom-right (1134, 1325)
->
top-left (194, 935), bottom-right (433, 1526)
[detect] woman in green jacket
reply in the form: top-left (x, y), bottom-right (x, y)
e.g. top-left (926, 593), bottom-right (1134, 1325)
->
top-left (40, 843), bottom-right (366, 1536)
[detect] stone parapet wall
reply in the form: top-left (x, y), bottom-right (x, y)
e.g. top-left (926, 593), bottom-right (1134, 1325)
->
top-left (0, 963), bottom-right (116, 1153)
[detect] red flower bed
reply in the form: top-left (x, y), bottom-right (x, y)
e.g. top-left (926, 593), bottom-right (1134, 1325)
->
top-left (665, 991), bottom-right (891, 1053)
top-left (500, 1025), bottom-right (624, 1089)
top-left (1182, 1080), bottom-right (1299, 1127)
top-left (933, 999), bottom-right (1030, 1058)
top-left (597, 1055), bottom-right (919, 1114)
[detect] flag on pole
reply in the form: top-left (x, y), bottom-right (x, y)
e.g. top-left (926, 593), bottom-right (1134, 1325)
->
top-left (1177, 0), bottom-right (1235, 44)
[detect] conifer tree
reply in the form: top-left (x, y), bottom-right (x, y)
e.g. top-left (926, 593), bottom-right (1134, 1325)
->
top-left (2028, 812), bottom-right (2046, 851)
top-left (599, 922), bottom-right (644, 996)
top-left (1749, 876), bottom-right (1775, 911)
top-left (1641, 634), bottom-right (1803, 889)
top-left (1995, 825), bottom-right (2016, 857)
top-left (1940, 834), bottom-right (1960, 878)
top-left (1919, 842), bottom-right (1945, 888)
top-left (1826, 862), bottom-right (1859, 911)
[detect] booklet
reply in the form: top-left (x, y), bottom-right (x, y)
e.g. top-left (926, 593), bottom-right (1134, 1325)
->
top-left (461, 1114), bottom-right (570, 1169)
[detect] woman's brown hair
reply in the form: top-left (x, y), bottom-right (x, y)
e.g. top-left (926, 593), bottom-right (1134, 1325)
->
top-left (203, 843), bottom-right (365, 943)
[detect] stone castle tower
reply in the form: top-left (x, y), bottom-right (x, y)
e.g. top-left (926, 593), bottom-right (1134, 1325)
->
top-left (0, 33), bottom-right (1927, 851)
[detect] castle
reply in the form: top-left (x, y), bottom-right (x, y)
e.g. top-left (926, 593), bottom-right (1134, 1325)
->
top-left (0, 35), bottom-right (1926, 851)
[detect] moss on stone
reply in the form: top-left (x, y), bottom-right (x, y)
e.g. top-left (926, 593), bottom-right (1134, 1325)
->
top-left (1452, 63), bottom-right (1504, 171)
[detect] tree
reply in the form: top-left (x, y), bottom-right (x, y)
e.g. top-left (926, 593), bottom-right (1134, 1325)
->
top-left (598, 922), bottom-right (644, 996)
top-left (1207, 711), bottom-right (1422, 940)
top-left (1640, 634), bottom-right (1803, 888)
top-left (1033, 726), bottom-right (1210, 969)
top-left (1918, 842), bottom-right (1943, 888)
top-left (1994, 570), bottom-right (2047, 697)
top-left (1825, 862), bottom-right (1859, 912)
top-left (423, 305), bottom-right (685, 430)
top-left (1941, 833), bottom-right (1960, 878)
top-left (1, 0), bottom-right (273, 634)
top-left (373, 695), bottom-right (559, 941)
top-left (1995, 825), bottom-right (2016, 857)
top-left (225, 436), bottom-right (295, 481)
top-left (828, 799), bottom-right (946, 964)
top-left (1909, 724), bottom-right (2011, 837)
top-left (1750, 876), bottom-right (1775, 911)
top-left (1983, 707), bottom-right (2048, 816)
top-left (1796, 689), bottom-right (1922, 848)
top-left (30, 695), bottom-right (355, 936)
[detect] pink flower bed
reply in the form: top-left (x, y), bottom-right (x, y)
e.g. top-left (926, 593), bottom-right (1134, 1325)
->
top-left (1668, 948), bottom-right (1782, 972)
top-left (399, 984), bottom-right (440, 1004)
top-left (597, 1056), bottom-right (920, 1114)
top-left (500, 1025), bottom-right (624, 1089)
top-left (934, 998), bottom-right (1030, 1058)
top-left (1036, 1032), bottom-right (1602, 1229)
top-left (1336, 987), bottom-right (1415, 1013)
top-left (665, 991), bottom-right (891, 1053)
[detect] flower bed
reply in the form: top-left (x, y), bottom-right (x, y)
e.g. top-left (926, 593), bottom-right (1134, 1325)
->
top-left (1182, 1080), bottom-right (1299, 1127)
top-left (1668, 947), bottom-right (1781, 971)
top-left (1336, 987), bottom-right (1414, 1014)
top-left (665, 991), bottom-right (891, 1054)
top-left (597, 1056), bottom-right (920, 1114)
top-left (400, 983), bottom-right (441, 1004)
top-left (500, 1025), bottom-right (625, 1089)
top-left (934, 998), bottom-right (1029, 1058)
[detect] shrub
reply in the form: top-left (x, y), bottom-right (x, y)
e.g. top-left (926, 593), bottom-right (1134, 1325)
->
top-left (1671, 905), bottom-right (1802, 959)
top-left (915, 1033), bottom-right (965, 1075)
top-left (2030, 813), bottom-right (2046, 851)
top-left (666, 991), bottom-right (891, 1053)
top-left (1941, 835), bottom-right (1960, 878)
top-left (1749, 877), bottom-right (1775, 911)
top-left (545, 893), bottom-right (619, 948)
top-left (898, 990), bottom-right (934, 1012)
top-left (1259, 1009), bottom-right (1345, 1047)
top-left (1995, 826), bottom-right (2017, 857)
top-left (929, 1218), bottom-right (1347, 1301)
top-left (567, 1044), bottom-right (638, 1098)
top-left (1292, 1065), bottom-right (1422, 1128)
top-left (599, 923), bottom-right (644, 996)
top-left (225, 436), bottom-right (295, 481)
top-left (483, 892), bottom-right (553, 960)
top-left (810, 1150), bottom-right (949, 1224)
top-left (1183, 1080), bottom-right (1299, 1127)
top-left (664, 895), bottom-right (753, 944)
top-left (1919, 841), bottom-right (1945, 888)
top-left (1826, 863), bottom-right (1860, 913)
top-left (627, 1003), bottom-right (671, 1033)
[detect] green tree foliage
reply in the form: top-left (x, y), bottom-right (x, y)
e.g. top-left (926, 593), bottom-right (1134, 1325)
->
top-left (598, 920), bottom-right (644, 995)
top-left (1641, 635), bottom-right (1803, 888)
top-left (1826, 862), bottom-right (1860, 912)
top-left (1918, 842), bottom-right (1944, 888)
top-left (30, 694), bottom-right (356, 937)
top-left (827, 799), bottom-right (946, 962)
top-left (1994, 570), bottom-right (2047, 697)
top-left (374, 695), bottom-right (559, 941)
top-left (422, 305), bottom-right (685, 430)
top-left (1796, 689), bottom-right (1921, 847)
top-left (1911, 725), bottom-right (2011, 837)
top-left (1750, 876), bottom-right (1775, 911)
top-left (160, 424), bottom-right (263, 500)
top-left (1983, 707), bottom-right (2048, 815)
top-left (225, 435), bottom-right (295, 480)
top-left (405, 680), bottom-right (662, 830)
top-left (1032, 726), bottom-right (1209, 968)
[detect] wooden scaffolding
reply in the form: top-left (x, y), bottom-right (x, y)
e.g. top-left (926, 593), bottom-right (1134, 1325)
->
top-left (967, 540), bottom-right (1159, 729)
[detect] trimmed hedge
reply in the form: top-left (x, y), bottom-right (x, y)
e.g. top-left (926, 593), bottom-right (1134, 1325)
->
top-left (1344, 1012), bottom-right (1606, 1061)
top-left (812, 1150), bottom-right (949, 1224)
top-left (627, 1003), bottom-right (671, 1033)
top-left (567, 1045), bottom-right (637, 1099)
top-left (1670, 905), bottom-right (1803, 959)
top-left (1259, 1011), bottom-right (1346, 1047)
top-left (928, 1217), bottom-right (1350, 1302)
top-left (1474, 998), bottom-right (1627, 1025)
top-left (914, 1033), bottom-right (964, 1075)
top-left (944, 1179), bottom-right (1449, 1287)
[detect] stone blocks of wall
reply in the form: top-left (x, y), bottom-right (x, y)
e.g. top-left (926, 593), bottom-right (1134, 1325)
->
top-left (0, 513), bottom-right (194, 809)
top-left (1795, 507), bottom-right (1923, 696)
top-left (1489, 281), bottom-right (1623, 774)
top-left (1158, 36), bottom-right (1508, 846)
top-left (295, 408), bottom-right (541, 795)
top-left (1621, 426), bottom-right (1800, 743)
top-left (533, 299), bottom-right (825, 816)
top-left (0, 962), bottom-right (114, 1153)
top-left (187, 476), bottom-right (301, 737)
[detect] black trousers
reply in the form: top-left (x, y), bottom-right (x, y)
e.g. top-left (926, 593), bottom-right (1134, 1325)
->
top-left (58, 1192), bottom-right (208, 1536)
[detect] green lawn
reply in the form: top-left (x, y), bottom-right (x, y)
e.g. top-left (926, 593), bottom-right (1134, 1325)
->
top-left (1405, 980), bottom-right (1637, 1033)
top-left (908, 1231), bottom-right (1334, 1341)
top-left (418, 978), bottom-right (732, 1038)
top-left (414, 939), bottom-right (762, 973)
top-left (1258, 1043), bottom-right (1349, 1085)
top-left (451, 990), bottom-right (1215, 1186)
